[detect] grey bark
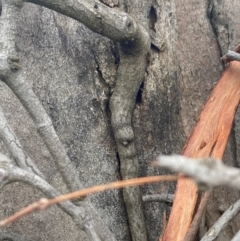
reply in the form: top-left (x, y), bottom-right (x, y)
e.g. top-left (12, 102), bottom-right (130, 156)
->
top-left (0, 104), bottom-right (44, 178)
top-left (0, 0), bottom-right (239, 241)
top-left (0, 231), bottom-right (32, 241)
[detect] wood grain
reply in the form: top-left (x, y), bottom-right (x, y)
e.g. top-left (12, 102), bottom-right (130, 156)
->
top-left (162, 61), bottom-right (240, 241)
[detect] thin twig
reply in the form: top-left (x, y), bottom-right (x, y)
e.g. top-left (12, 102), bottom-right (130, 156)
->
top-left (0, 175), bottom-right (177, 227)
top-left (0, 156), bottom-right (113, 240)
top-left (200, 198), bottom-right (240, 241)
top-left (184, 191), bottom-right (212, 241)
top-left (159, 211), bottom-right (167, 241)
top-left (221, 50), bottom-right (240, 63)
top-left (142, 194), bottom-right (174, 203)
top-left (231, 230), bottom-right (240, 241)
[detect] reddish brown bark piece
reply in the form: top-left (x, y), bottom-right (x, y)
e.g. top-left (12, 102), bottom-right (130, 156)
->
top-left (162, 61), bottom-right (240, 241)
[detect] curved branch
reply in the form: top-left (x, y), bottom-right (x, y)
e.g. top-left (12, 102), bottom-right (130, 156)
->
top-left (1, 1), bottom-right (152, 240)
top-left (26, 0), bottom-right (137, 42)
top-left (3, 74), bottom-right (82, 191)
top-left (0, 0), bottom-right (81, 193)
top-left (109, 24), bottom-right (150, 241)
top-left (0, 155), bottom-right (115, 241)
top-left (0, 174), bottom-right (177, 228)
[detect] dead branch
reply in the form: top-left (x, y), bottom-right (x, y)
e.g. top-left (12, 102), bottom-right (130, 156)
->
top-left (184, 191), bottom-right (212, 241)
top-left (155, 155), bottom-right (240, 190)
top-left (26, 0), bottom-right (138, 42)
top-left (231, 230), bottom-right (240, 241)
top-left (221, 50), bottom-right (240, 63)
top-left (0, 3), bottom-right (117, 239)
top-left (157, 155), bottom-right (240, 241)
top-left (0, 0), bottom-right (81, 193)
top-left (200, 198), bottom-right (240, 241)
top-left (0, 154), bottom-right (108, 240)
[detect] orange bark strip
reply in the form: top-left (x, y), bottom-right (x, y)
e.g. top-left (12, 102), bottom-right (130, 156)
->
top-left (162, 61), bottom-right (240, 241)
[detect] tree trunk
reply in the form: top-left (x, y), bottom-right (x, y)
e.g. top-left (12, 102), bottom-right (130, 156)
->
top-left (0, 0), bottom-right (239, 241)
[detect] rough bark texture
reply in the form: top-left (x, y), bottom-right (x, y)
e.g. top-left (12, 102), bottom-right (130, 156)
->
top-left (0, 0), bottom-right (239, 241)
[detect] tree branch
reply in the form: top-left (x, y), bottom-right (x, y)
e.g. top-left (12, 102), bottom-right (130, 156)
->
top-left (0, 105), bottom-right (44, 178)
top-left (155, 155), bottom-right (240, 190)
top-left (184, 191), bottom-right (212, 241)
top-left (0, 172), bottom-right (177, 228)
top-left (0, 0), bottom-right (81, 193)
top-left (221, 50), bottom-right (240, 63)
top-left (1, 1), bottom-right (152, 240)
top-left (0, 153), bottom-right (116, 241)
top-left (26, 0), bottom-right (137, 42)
top-left (231, 230), bottom-right (240, 241)
top-left (200, 198), bottom-right (240, 241)
top-left (156, 155), bottom-right (240, 240)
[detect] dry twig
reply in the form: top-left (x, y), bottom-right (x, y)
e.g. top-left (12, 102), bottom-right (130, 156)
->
top-left (142, 194), bottom-right (174, 203)
top-left (184, 191), bottom-right (212, 241)
top-left (0, 175), bottom-right (177, 227)
top-left (221, 50), bottom-right (240, 63)
top-left (231, 230), bottom-right (240, 241)
top-left (155, 155), bottom-right (240, 190)
top-left (200, 198), bottom-right (240, 241)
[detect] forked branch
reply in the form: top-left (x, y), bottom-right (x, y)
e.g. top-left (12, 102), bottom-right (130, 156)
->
top-left (0, 105), bottom-right (44, 178)
top-left (0, 153), bottom-right (115, 241)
